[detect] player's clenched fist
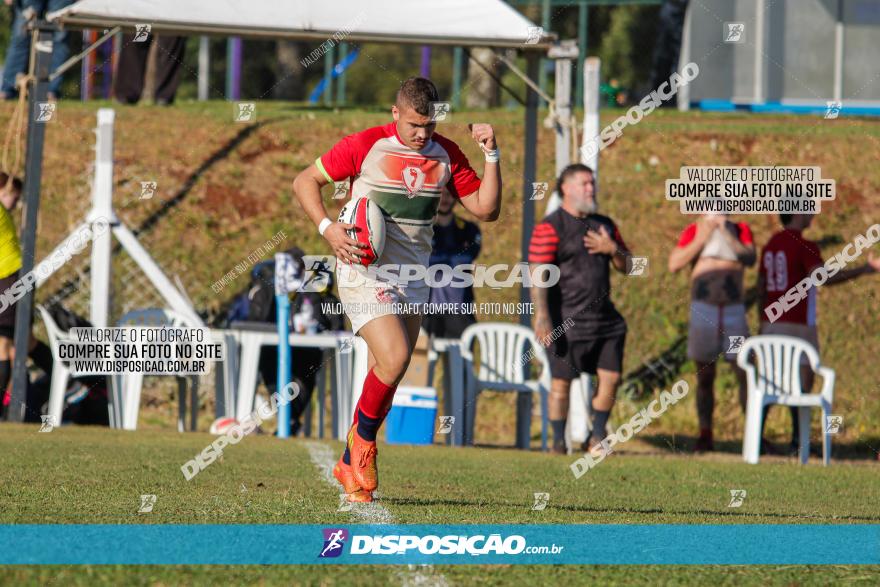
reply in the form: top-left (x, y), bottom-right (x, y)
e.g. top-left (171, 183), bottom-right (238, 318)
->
top-left (469, 123), bottom-right (497, 151)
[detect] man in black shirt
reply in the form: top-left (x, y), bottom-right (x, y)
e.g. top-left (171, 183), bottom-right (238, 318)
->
top-left (528, 164), bottom-right (632, 454)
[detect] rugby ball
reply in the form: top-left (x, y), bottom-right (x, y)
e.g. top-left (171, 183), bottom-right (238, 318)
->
top-left (209, 417), bottom-right (237, 435)
top-left (338, 198), bottom-right (385, 266)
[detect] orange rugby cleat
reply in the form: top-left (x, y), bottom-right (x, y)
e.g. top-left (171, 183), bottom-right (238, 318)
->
top-left (347, 425), bottom-right (379, 491)
top-left (333, 458), bottom-right (373, 503)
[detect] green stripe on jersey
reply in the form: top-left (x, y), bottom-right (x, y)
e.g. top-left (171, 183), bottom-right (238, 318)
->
top-left (360, 179), bottom-right (441, 197)
top-left (315, 158), bottom-right (333, 183)
top-left (369, 190), bottom-right (439, 221)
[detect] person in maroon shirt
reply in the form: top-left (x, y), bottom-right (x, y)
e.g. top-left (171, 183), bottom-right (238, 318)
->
top-left (528, 164), bottom-right (632, 455)
top-left (758, 213), bottom-right (880, 454)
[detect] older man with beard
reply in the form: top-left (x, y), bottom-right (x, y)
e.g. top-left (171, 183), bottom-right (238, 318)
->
top-left (528, 164), bottom-right (633, 454)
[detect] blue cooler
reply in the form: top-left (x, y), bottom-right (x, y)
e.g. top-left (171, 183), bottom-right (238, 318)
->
top-left (384, 386), bottom-right (437, 445)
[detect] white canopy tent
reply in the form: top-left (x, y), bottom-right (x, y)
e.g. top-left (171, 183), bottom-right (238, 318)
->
top-left (9, 0), bottom-right (557, 433)
top-left (48, 0), bottom-right (549, 48)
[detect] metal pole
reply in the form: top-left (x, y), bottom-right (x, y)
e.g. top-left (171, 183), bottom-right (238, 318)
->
top-left (9, 24), bottom-right (53, 422)
top-left (226, 37), bottom-right (241, 101)
top-left (538, 0), bottom-right (551, 107)
top-left (753, 0), bottom-right (765, 105)
top-left (576, 0), bottom-right (588, 108)
top-left (336, 41), bottom-right (348, 105)
top-left (543, 40), bottom-right (578, 219)
top-left (322, 44), bottom-right (334, 106)
top-left (520, 54), bottom-right (540, 321)
top-left (276, 293), bottom-right (291, 438)
top-left (80, 30), bottom-right (91, 101)
top-left (89, 109), bottom-right (115, 329)
top-left (677, 2), bottom-right (692, 111)
top-left (198, 36), bottom-right (210, 101)
top-left (420, 45), bottom-right (431, 78)
top-left (516, 53), bottom-right (540, 450)
top-left (101, 34), bottom-right (112, 99)
top-left (582, 57), bottom-right (601, 186)
top-left (452, 46), bottom-right (463, 109)
top-left (554, 57), bottom-right (572, 176)
top-left (112, 30), bottom-right (121, 94)
top-left (832, 0), bottom-right (844, 102)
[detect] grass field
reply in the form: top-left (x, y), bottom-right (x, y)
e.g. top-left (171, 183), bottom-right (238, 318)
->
top-left (2, 102), bottom-right (879, 583)
top-left (1, 425), bottom-right (878, 584)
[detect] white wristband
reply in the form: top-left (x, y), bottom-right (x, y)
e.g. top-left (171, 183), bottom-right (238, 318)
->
top-left (318, 217), bottom-right (332, 236)
top-left (484, 147), bottom-right (500, 163)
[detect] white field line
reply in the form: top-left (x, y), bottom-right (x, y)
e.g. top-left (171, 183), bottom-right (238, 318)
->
top-left (305, 440), bottom-right (393, 524)
top-left (304, 441), bottom-right (448, 587)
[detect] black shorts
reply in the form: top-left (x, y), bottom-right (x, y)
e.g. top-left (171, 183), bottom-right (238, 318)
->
top-left (421, 312), bottom-right (476, 339)
top-left (547, 332), bottom-right (626, 381)
top-left (0, 271), bottom-right (19, 339)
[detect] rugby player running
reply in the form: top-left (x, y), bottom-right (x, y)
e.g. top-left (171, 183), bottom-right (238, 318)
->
top-left (293, 78), bottom-right (501, 502)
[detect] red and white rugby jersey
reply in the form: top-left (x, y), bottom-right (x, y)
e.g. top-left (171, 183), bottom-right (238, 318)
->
top-left (760, 229), bottom-right (824, 325)
top-left (316, 122), bottom-right (481, 268)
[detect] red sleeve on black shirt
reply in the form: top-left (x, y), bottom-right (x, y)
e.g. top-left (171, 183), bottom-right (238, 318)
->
top-left (528, 222), bottom-right (559, 263)
top-left (610, 221), bottom-right (629, 251)
top-left (736, 222), bottom-right (754, 245)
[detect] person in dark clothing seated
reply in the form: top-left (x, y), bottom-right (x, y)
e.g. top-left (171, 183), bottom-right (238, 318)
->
top-left (227, 247), bottom-right (343, 436)
top-left (422, 187), bottom-right (481, 339)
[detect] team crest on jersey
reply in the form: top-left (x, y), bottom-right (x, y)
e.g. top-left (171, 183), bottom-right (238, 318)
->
top-left (402, 164), bottom-right (426, 198)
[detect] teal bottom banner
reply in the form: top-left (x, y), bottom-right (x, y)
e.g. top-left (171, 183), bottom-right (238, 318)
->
top-left (2, 524), bottom-right (878, 565)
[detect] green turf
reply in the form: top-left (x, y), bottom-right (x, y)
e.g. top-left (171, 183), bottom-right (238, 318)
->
top-left (4, 425), bottom-right (878, 525)
top-left (1, 564), bottom-right (877, 587)
top-left (1, 425), bottom-right (878, 584)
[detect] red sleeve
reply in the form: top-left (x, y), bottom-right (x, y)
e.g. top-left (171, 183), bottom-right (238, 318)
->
top-left (611, 221), bottom-right (629, 251)
top-left (676, 223), bottom-right (697, 247)
top-left (317, 126), bottom-right (386, 182)
top-left (528, 222), bottom-right (559, 263)
top-left (736, 222), bottom-right (754, 245)
top-left (434, 134), bottom-right (481, 199)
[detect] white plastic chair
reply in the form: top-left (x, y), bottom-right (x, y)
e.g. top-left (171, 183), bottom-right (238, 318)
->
top-left (116, 308), bottom-right (201, 432)
top-left (460, 323), bottom-right (551, 451)
top-left (736, 335), bottom-right (835, 465)
top-left (37, 305), bottom-right (114, 428)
